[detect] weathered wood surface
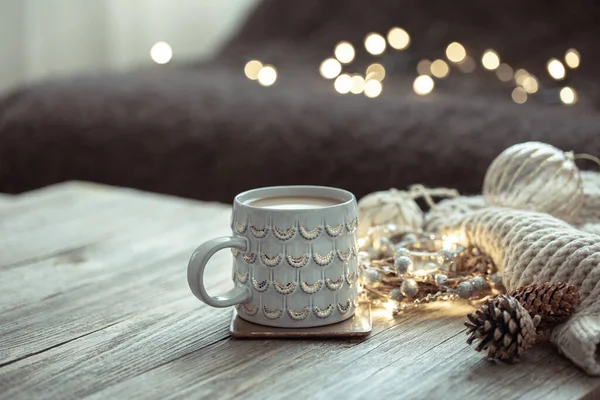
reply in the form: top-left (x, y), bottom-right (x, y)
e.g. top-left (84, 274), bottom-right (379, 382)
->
top-left (0, 182), bottom-right (598, 400)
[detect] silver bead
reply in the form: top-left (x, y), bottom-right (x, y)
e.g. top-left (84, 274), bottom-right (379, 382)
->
top-left (456, 281), bottom-right (473, 299)
top-left (393, 256), bottom-right (413, 275)
top-left (390, 288), bottom-right (404, 301)
top-left (489, 273), bottom-right (504, 287)
top-left (373, 237), bottom-right (394, 258)
top-left (437, 249), bottom-right (456, 269)
top-left (362, 269), bottom-right (381, 285)
top-left (395, 247), bottom-right (411, 259)
top-left (435, 273), bottom-right (448, 286)
top-left (471, 276), bottom-right (487, 292)
top-left (401, 279), bottom-right (419, 298)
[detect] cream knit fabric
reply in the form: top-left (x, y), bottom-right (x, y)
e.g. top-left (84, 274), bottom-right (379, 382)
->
top-left (424, 171), bottom-right (600, 375)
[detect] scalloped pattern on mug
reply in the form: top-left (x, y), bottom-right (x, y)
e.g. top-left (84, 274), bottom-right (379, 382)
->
top-left (325, 276), bottom-right (344, 291)
top-left (337, 248), bottom-right (352, 263)
top-left (313, 304), bottom-right (334, 319)
top-left (345, 217), bottom-right (358, 233)
top-left (286, 253), bottom-right (309, 268)
top-left (234, 221), bottom-right (247, 234)
top-left (242, 303), bottom-right (258, 316)
top-left (337, 300), bottom-right (352, 314)
top-left (345, 271), bottom-right (357, 286)
top-left (242, 252), bottom-right (256, 264)
top-left (263, 306), bottom-right (283, 320)
top-left (260, 252), bottom-right (282, 267)
top-left (273, 226), bottom-right (296, 241)
top-left (287, 307), bottom-right (310, 321)
top-left (250, 225), bottom-right (269, 239)
top-left (252, 278), bottom-right (269, 292)
top-left (325, 223), bottom-right (344, 237)
top-left (313, 251), bottom-right (334, 266)
top-left (299, 225), bottom-right (322, 240)
top-left (273, 281), bottom-right (297, 295)
top-left (300, 279), bottom-right (323, 294)
top-left (236, 271), bottom-right (249, 284)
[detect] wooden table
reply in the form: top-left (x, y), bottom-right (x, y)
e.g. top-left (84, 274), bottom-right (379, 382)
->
top-left (1, 182), bottom-right (599, 400)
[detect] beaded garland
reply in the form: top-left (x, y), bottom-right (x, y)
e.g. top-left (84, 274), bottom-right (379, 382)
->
top-left (358, 224), bottom-right (503, 313)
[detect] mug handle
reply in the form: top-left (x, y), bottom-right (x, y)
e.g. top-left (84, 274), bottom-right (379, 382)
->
top-left (187, 236), bottom-right (251, 308)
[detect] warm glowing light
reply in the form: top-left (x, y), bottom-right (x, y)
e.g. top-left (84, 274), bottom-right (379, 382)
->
top-left (560, 87), bottom-right (577, 105)
top-left (458, 56), bottom-right (476, 73)
top-left (334, 42), bottom-right (355, 64)
top-left (350, 75), bottom-right (365, 94)
top-left (522, 76), bottom-right (538, 94)
top-left (364, 33), bottom-right (386, 55)
top-left (442, 234), bottom-right (459, 250)
top-left (244, 60), bottom-right (263, 80)
top-left (366, 63), bottom-right (386, 81)
top-left (384, 300), bottom-right (396, 312)
top-left (364, 79), bottom-right (383, 98)
top-left (446, 42), bottom-right (466, 63)
top-left (511, 87), bottom-right (527, 104)
top-left (150, 41), bottom-right (172, 64)
top-left (514, 69), bottom-right (529, 85)
top-left (319, 58), bottom-right (342, 79)
top-left (565, 49), bottom-right (580, 69)
top-left (430, 59), bottom-right (449, 78)
top-left (413, 75), bottom-right (434, 95)
top-left (387, 27), bottom-right (410, 50)
top-left (257, 65), bottom-right (277, 86)
top-left (481, 50), bottom-right (500, 70)
top-left (547, 58), bottom-right (566, 80)
top-left (416, 59), bottom-right (432, 75)
top-left (495, 63), bottom-right (513, 82)
top-left (334, 74), bottom-right (352, 94)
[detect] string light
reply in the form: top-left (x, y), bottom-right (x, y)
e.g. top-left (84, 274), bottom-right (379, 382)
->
top-left (481, 50), bottom-right (500, 70)
top-left (150, 42), bottom-right (172, 64)
top-left (244, 60), bottom-right (263, 80)
top-left (565, 49), bottom-right (580, 69)
top-left (560, 87), bottom-right (577, 105)
top-left (319, 58), bottom-right (342, 79)
top-left (413, 75), bottom-right (434, 95)
top-left (364, 33), bottom-right (386, 55)
top-left (334, 74), bottom-right (352, 94)
top-left (257, 65), bottom-right (277, 86)
top-left (547, 59), bottom-right (566, 80)
top-left (416, 59), bottom-right (432, 75)
top-left (364, 79), bottom-right (383, 98)
top-left (334, 42), bottom-right (355, 64)
top-left (446, 42), bottom-right (466, 63)
top-left (387, 27), bottom-right (410, 50)
top-left (514, 69), bottom-right (529, 86)
top-left (430, 59), bottom-right (449, 78)
top-left (366, 63), bottom-right (386, 81)
top-left (458, 56), bottom-right (476, 73)
top-left (522, 76), bottom-right (538, 94)
top-left (350, 75), bottom-right (365, 94)
top-left (495, 63), bottom-right (513, 82)
top-left (511, 87), bottom-right (527, 104)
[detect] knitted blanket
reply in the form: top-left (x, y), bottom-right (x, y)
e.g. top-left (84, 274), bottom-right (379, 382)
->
top-left (424, 171), bottom-right (600, 375)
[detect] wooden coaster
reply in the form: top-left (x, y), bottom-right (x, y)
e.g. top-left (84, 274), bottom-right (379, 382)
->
top-left (229, 303), bottom-right (372, 338)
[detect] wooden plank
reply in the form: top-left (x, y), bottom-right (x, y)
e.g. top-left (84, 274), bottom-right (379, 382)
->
top-left (1, 182), bottom-right (598, 400)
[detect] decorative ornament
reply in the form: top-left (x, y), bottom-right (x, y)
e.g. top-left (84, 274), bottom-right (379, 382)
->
top-left (456, 281), bottom-right (474, 299)
top-left (510, 282), bottom-right (579, 330)
top-left (471, 276), bottom-right (488, 292)
top-left (400, 279), bottom-right (419, 298)
top-left (373, 237), bottom-right (394, 258)
top-left (363, 269), bottom-right (381, 285)
top-left (393, 255), bottom-right (413, 275)
top-left (390, 288), bottom-right (404, 301)
top-left (358, 188), bottom-right (423, 237)
top-left (465, 295), bottom-right (540, 362)
top-left (483, 141), bottom-right (584, 222)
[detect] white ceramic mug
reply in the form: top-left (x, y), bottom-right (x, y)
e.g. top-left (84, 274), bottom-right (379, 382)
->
top-left (187, 186), bottom-right (359, 328)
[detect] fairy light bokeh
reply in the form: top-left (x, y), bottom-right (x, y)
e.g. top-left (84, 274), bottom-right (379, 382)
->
top-left (416, 59), bottom-right (432, 75)
top-left (511, 87), bottom-right (527, 104)
top-left (350, 75), bottom-right (366, 94)
top-left (430, 59), bottom-right (449, 78)
top-left (560, 87), bottom-right (577, 105)
top-left (387, 27), bottom-right (410, 50)
top-left (565, 49), bottom-right (580, 69)
top-left (334, 41), bottom-right (355, 64)
top-left (150, 42), bottom-right (172, 64)
top-left (366, 63), bottom-right (386, 81)
top-left (457, 56), bottom-right (476, 73)
top-left (495, 63), bottom-right (513, 82)
top-left (514, 69), bottom-right (529, 86)
top-left (364, 33), bottom-right (387, 55)
top-left (319, 58), bottom-right (342, 79)
top-left (446, 42), bottom-right (466, 63)
top-left (547, 59), bottom-right (566, 80)
top-left (413, 75), bottom-right (434, 95)
top-left (334, 74), bottom-right (352, 94)
top-left (257, 65), bottom-right (277, 86)
top-left (364, 79), bottom-right (383, 98)
top-left (522, 76), bottom-right (538, 94)
top-left (481, 50), bottom-right (500, 70)
top-left (244, 60), bottom-right (263, 80)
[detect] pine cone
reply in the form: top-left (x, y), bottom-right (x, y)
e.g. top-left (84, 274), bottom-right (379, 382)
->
top-left (510, 282), bottom-right (579, 329)
top-left (465, 295), bottom-right (540, 362)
